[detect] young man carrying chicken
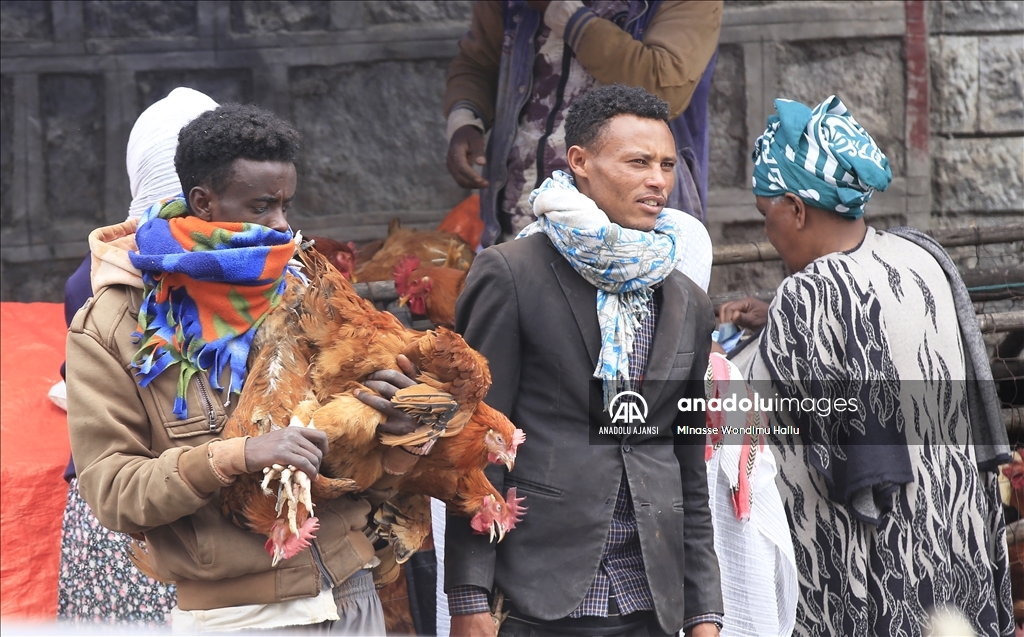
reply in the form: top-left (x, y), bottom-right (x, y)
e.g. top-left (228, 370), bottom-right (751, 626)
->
top-left (447, 85), bottom-right (723, 637)
top-left (66, 103), bottom-right (433, 633)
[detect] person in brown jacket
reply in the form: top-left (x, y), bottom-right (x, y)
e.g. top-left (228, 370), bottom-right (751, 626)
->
top-left (445, 0), bottom-right (722, 247)
top-left (66, 103), bottom-right (430, 634)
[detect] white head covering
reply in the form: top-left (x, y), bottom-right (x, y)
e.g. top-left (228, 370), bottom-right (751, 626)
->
top-left (125, 87), bottom-right (218, 220)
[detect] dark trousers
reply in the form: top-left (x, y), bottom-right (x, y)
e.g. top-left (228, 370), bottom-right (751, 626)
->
top-left (497, 614), bottom-right (672, 637)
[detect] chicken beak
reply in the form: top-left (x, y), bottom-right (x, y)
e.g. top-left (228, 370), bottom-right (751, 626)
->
top-left (398, 295), bottom-right (410, 307)
top-left (271, 549), bottom-right (283, 568)
top-left (489, 523), bottom-right (496, 544)
top-left (497, 523), bottom-right (506, 543)
top-left (504, 457), bottom-right (515, 472)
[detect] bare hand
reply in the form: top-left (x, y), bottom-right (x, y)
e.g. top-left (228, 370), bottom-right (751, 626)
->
top-left (243, 427), bottom-right (328, 478)
top-left (447, 125), bottom-right (489, 189)
top-left (450, 612), bottom-right (497, 637)
top-left (525, 0), bottom-right (551, 12)
top-left (718, 297), bottom-right (770, 331)
top-left (356, 354), bottom-right (421, 437)
top-left (686, 622), bottom-right (721, 637)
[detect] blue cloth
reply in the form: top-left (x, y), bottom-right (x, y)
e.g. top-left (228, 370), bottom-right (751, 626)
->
top-left (129, 197), bottom-right (299, 418)
top-left (751, 96), bottom-right (892, 219)
top-left (519, 172), bottom-right (679, 407)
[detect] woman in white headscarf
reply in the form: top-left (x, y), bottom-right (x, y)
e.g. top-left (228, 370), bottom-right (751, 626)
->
top-left (56, 87), bottom-right (217, 626)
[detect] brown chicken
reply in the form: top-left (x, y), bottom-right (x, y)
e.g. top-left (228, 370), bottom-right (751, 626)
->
top-left (362, 402), bottom-right (529, 562)
top-left (307, 235), bottom-right (356, 281)
top-left (397, 401), bottom-right (526, 545)
top-left (393, 254), bottom-right (468, 329)
top-left (354, 218), bottom-right (474, 283)
top-left (436, 194), bottom-right (484, 251)
top-left (219, 273), bottom-right (322, 564)
top-left (220, 245), bottom-right (525, 566)
top-left (350, 238), bottom-right (384, 269)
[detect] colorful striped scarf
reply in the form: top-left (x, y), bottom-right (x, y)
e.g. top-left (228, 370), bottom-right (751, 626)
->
top-left (129, 196), bottom-right (297, 418)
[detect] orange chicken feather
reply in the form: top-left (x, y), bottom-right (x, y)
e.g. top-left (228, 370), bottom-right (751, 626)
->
top-left (393, 254), bottom-right (468, 329)
top-left (435, 194), bottom-right (484, 251)
top-left (307, 235), bottom-right (356, 281)
top-left (397, 401), bottom-right (526, 547)
top-left (354, 218), bottom-right (474, 283)
top-left (219, 244), bottom-right (524, 566)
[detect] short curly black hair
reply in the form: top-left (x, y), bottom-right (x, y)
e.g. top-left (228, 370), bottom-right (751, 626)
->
top-left (564, 84), bottom-right (670, 150)
top-left (174, 103), bottom-right (301, 205)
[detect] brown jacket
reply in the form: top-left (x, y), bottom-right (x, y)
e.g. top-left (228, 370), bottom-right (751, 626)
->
top-left (446, 0), bottom-right (723, 122)
top-left (66, 225), bottom-right (377, 611)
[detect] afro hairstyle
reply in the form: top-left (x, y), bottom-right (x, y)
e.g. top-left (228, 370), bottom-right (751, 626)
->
top-left (564, 84), bottom-right (670, 150)
top-left (174, 103), bottom-right (301, 207)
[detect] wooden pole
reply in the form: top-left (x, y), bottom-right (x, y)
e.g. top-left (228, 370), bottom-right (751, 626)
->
top-left (977, 310), bottom-right (1024, 334)
top-left (712, 224), bottom-right (1024, 265)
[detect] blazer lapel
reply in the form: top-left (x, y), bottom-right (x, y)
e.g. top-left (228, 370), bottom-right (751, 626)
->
top-left (551, 257), bottom-right (600, 369)
top-left (643, 275), bottom-right (688, 409)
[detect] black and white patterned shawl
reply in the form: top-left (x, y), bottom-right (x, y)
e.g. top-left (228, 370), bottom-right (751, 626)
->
top-left (887, 226), bottom-right (1010, 471)
top-left (756, 226), bottom-right (1010, 524)
top-left (757, 251), bottom-right (911, 525)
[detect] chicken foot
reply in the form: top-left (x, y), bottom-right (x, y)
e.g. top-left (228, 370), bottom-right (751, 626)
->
top-left (261, 415), bottom-right (317, 536)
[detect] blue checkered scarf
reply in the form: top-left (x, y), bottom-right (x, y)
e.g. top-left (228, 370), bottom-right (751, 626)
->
top-left (519, 171), bottom-right (679, 408)
top-left (752, 96), bottom-right (892, 219)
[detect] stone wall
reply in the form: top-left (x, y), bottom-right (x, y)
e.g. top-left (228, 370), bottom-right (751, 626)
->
top-left (705, 0), bottom-right (1023, 302)
top-left (0, 0), bottom-right (470, 301)
top-left (1, 0), bottom-right (1021, 303)
top-left (930, 1), bottom-right (1024, 254)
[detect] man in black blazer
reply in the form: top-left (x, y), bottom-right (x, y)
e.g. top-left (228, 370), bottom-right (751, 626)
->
top-left (446, 85), bottom-right (722, 637)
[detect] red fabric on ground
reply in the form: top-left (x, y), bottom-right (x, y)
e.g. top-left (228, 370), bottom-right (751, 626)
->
top-left (0, 302), bottom-right (70, 619)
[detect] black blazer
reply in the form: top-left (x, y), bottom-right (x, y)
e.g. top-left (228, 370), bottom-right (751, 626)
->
top-left (446, 234), bottom-right (723, 633)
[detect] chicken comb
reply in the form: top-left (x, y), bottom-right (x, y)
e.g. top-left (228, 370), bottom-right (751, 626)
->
top-left (267, 516), bottom-right (320, 562)
top-left (511, 428), bottom-right (526, 453)
top-left (392, 254), bottom-right (421, 295)
top-left (503, 487), bottom-right (527, 531)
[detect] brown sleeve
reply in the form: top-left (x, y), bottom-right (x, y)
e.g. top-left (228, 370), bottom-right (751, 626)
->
top-left (178, 436), bottom-right (250, 499)
top-left (67, 294), bottom-right (219, 532)
top-left (569, 1), bottom-right (723, 118)
top-left (444, 0), bottom-right (504, 125)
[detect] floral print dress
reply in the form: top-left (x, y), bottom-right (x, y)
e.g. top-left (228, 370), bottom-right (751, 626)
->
top-left (57, 478), bottom-right (176, 625)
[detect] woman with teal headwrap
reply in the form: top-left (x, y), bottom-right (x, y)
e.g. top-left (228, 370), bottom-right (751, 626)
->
top-left (741, 96), bottom-right (1012, 636)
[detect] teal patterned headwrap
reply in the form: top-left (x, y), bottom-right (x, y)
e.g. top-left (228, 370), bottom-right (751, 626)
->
top-left (751, 96), bottom-right (892, 219)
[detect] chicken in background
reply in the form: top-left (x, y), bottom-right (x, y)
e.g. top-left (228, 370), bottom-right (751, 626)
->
top-left (436, 194), bottom-right (483, 251)
top-left (219, 245), bottom-right (525, 566)
top-left (350, 238), bottom-right (384, 269)
top-left (393, 253), bottom-right (468, 329)
top-left (306, 235), bottom-right (356, 281)
top-left (354, 218), bottom-right (474, 283)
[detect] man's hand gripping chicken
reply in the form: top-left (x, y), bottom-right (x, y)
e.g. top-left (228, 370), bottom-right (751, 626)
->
top-left (220, 243), bottom-right (525, 566)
